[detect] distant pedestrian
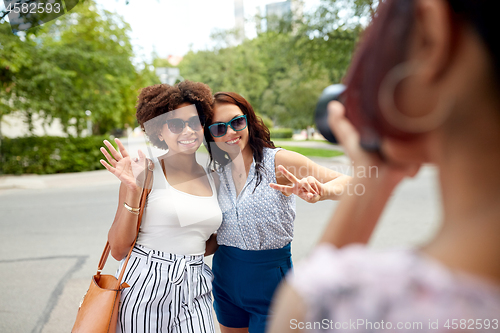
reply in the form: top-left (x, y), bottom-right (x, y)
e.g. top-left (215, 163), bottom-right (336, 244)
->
top-left (305, 125), bottom-right (315, 140)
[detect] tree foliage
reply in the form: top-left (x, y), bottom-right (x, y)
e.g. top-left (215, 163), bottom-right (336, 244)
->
top-left (0, 0), bottom-right (158, 137)
top-left (0, 0), bottom-right (374, 136)
top-left (179, 0), bottom-right (371, 129)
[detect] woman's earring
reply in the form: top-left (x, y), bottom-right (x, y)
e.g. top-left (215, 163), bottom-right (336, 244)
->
top-left (378, 62), bottom-right (454, 133)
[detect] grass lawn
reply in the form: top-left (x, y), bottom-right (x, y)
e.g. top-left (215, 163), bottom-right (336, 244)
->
top-left (272, 138), bottom-right (328, 143)
top-left (278, 145), bottom-right (343, 158)
top-left (197, 143), bottom-right (343, 158)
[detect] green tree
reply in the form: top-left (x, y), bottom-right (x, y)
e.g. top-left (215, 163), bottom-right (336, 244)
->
top-left (0, 21), bottom-right (35, 136)
top-left (261, 66), bottom-right (330, 129)
top-left (1, 0), bottom-right (158, 137)
top-left (179, 39), bottom-right (268, 111)
top-left (312, 0), bottom-right (378, 28)
top-left (178, 0), bottom-right (369, 129)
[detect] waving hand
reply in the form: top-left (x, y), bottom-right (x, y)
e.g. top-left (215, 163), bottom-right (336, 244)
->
top-left (100, 138), bottom-right (147, 192)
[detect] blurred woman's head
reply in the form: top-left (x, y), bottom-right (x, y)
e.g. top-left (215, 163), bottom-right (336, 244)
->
top-left (344, 0), bottom-right (500, 165)
top-left (136, 81), bottom-right (213, 152)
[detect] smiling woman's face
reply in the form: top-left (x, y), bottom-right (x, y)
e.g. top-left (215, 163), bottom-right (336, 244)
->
top-left (210, 103), bottom-right (249, 156)
top-left (158, 103), bottom-right (204, 154)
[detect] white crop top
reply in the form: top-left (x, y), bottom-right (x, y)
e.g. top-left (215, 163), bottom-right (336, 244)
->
top-left (136, 157), bottom-right (222, 256)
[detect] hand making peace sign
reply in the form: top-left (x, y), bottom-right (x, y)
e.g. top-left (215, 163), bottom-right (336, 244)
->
top-left (270, 165), bottom-right (325, 203)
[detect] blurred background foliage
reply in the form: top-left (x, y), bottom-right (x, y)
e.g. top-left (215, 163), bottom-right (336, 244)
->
top-left (0, 0), bottom-right (159, 138)
top-left (0, 0), bottom-right (376, 137)
top-left (179, 0), bottom-right (376, 129)
top-left (1, 135), bottom-right (116, 174)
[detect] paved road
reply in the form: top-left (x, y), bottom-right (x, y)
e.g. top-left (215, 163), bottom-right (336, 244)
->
top-left (0, 152), bottom-right (441, 333)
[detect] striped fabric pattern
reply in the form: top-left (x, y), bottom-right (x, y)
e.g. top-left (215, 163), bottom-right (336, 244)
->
top-left (115, 245), bottom-right (216, 333)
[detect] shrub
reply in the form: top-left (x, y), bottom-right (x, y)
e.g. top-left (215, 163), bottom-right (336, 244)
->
top-left (258, 115), bottom-right (274, 130)
top-left (0, 136), bottom-right (116, 175)
top-left (270, 128), bottom-right (293, 139)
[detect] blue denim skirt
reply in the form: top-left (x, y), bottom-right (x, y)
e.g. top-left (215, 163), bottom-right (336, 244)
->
top-left (212, 243), bottom-right (292, 333)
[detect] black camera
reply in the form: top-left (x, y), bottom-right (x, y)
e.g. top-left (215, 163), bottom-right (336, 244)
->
top-left (315, 84), bottom-right (381, 152)
top-left (314, 84), bottom-right (346, 144)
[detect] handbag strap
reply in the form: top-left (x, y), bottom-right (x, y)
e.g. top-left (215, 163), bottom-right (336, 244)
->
top-left (96, 158), bottom-right (155, 289)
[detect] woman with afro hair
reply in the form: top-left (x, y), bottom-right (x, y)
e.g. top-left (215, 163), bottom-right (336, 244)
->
top-left (100, 80), bottom-right (222, 333)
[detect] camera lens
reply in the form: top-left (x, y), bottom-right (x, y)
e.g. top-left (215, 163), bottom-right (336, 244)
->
top-left (314, 84), bottom-right (346, 144)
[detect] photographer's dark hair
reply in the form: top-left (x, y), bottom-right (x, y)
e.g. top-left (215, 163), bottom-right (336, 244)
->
top-left (136, 81), bottom-right (213, 149)
top-left (204, 92), bottom-right (275, 190)
top-left (343, 0), bottom-right (500, 141)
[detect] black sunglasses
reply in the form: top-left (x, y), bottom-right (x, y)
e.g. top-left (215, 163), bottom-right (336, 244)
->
top-left (165, 116), bottom-right (203, 134)
top-left (208, 115), bottom-right (248, 138)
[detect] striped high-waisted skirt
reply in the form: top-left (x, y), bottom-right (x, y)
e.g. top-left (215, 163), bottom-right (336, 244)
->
top-left (115, 244), bottom-right (216, 333)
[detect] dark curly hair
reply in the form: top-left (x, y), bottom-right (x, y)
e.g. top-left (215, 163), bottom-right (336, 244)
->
top-left (136, 81), bottom-right (214, 149)
top-left (204, 92), bottom-right (275, 191)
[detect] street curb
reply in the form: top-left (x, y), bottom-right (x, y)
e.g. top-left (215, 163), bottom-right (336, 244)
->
top-left (0, 169), bottom-right (119, 190)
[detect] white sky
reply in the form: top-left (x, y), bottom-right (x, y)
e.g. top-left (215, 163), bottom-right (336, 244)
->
top-left (99, 0), bottom-right (321, 62)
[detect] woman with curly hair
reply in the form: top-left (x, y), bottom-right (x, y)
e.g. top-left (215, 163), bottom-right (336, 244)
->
top-left (203, 92), bottom-right (351, 333)
top-left (99, 81), bottom-right (221, 333)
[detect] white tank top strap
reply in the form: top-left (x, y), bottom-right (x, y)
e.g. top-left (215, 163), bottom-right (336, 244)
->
top-left (150, 157), bottom-right (166, 191)
top-left (137, 156), bottom-right (222, 256)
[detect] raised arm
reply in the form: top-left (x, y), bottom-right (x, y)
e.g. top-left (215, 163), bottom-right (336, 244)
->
top-left (319, 101), bottom-right (420, 247)
top-left (100, 138), bottom-right (147, 260)
top-left (107, 183), bottom-right (142, 260)
top-left (268, 102), bottom-right (421, 333)
top-left (270, 146), bottom-right (352, 202)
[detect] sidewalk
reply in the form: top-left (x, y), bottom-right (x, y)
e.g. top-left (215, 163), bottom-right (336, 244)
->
top-left (0, 169), bottom-right (119, 192)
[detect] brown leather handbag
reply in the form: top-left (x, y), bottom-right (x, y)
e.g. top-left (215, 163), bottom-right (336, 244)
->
top-left (72, 160), bottom-right (154, 333)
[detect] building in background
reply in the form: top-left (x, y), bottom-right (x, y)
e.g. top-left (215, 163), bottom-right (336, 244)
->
top-left (255, 5), bottom-right (263, 34)
top-left (167, 55), bottom-right (183, 67)
top-left (265, 0), bottom-right (303, 32)
top-left (234, 0), bottom-right (245, 43)
top-left (290, 0), bottom-right (304, 28)
top-left (232, 0), bottom-right (304, 43)
top-left (266, 1), bottom-right (291, 19)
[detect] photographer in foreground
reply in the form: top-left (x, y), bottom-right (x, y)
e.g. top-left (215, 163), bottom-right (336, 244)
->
top-left (269, 0), bottom-right (500, 331)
